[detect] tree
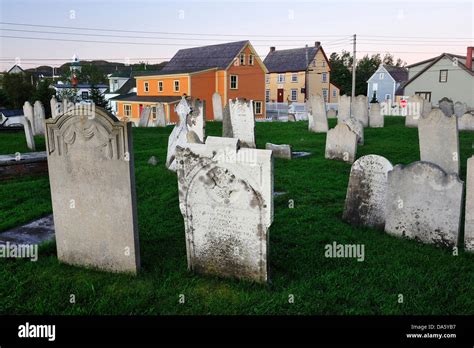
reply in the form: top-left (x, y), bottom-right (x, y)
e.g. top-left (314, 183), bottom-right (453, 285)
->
top-left (1, 72), bottom-right (35, 109)
top-left (89, 86), bottom-right (111, 112)
top-left (329, 51), bottom-right (353, 95)
top-left (78, 64), bottom-right (106, 85)
top-left (31, 80), bottom-right (56, 118)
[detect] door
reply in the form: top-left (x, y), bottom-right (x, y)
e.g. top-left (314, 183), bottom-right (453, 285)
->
top-left (139, 104), bottom-right (143, 115)
top-left (277, 89), bottom-right (284, 102)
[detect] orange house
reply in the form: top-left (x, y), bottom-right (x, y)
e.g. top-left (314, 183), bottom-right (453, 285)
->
top-left (113, 41), bottom-right (268, 123)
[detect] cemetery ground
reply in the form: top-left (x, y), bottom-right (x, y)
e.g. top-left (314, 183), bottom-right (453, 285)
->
top-left (0, 117), bottom-right (473, 315)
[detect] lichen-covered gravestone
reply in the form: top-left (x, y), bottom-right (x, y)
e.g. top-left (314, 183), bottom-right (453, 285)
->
top-left (405, 95), bottom-right (431, 128)
top-left (325, 123), bottom-right (358, 163)
top-left (222, 103), bottom-right (232, 137)
top-left (418, 109), bottom-right (459, 174)
top-left (344, 117), bottom-right (364, 145)
top-left (369, 103), bottom-right (383, 128)
top-left (342, 155), bottom-right (393, 230)
top-left (384, 161), bottom-right (463, 248)
top-left (337, 95), bottom-right (351, 124)
top-left (307, 95), bottom-right (328, 133)
top-left (175, 136), bottom-right (273, 283)
top-left (45, 107), bottom-right (140, 273)
top-left (352, 95), bottom-right (369, 127)
top-left (212, 92), bottom-right (223, 121)
top-left (187, 99), bottom-right (206, 142)
top-left (465, 156), bottom-right (474, 252)
top-left (228, 98), bottom-right (256, 148)
top-left (454, 101), bottom-right (467, 117)
top-left (439, 98), bottom-right (454, 117)
top-left (458, 113), bottom-right (474, 131)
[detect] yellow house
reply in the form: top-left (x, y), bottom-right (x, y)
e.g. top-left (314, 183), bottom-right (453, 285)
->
top-left (263, 42), bottom-right (332, 103)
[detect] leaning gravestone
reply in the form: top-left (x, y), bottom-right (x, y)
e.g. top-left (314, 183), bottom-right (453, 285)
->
top-left (337, 95), bottom-right (351, 124)
top-left (465, 156), bottom-right (474, 252)
top-left (138, 106), bottom-right (151, 127)
top-left (44, 107), bottom-right (140, 273)
top-left (352, 95), bottom-right (369, 127)
top-left (405, 95), bottom-right (431, 128)
top-left (458, 113), bottom-right (474, 131)
top-left (175, 136), bottom-right (273, 283)
top-left (23, 101), bottom-right (35, 135)
top-left (384, 161), bottom-right (463, 248)
top-left (369, 103), bottom-right (383, 128)
top-left (342, 155), bottom-right (393, 230)
top-left (21, 118), bottom-right (36, 151)
top-left (212, 92), bottom-right (223, 122)
top-left (418, 109), bottom-right (459, 174)
top-left (327, 109), bottom-right (337, 119)
top-left (33, 101), bottom-right (46, 135)
top-left (153, 103), bottom-right (167, 127)
top-left (454, 102), bottom-right (468, 118)
top-left (308, 95), bottom-right (328, 133)
top-left (325, 123), bottom-right (357, 163)
top-left (344, 117), bottom-right (364, 145)
top-left (222, 103), bottom-right (232, 137)
top-left (228, 98), bottom-right (256, 148)
top-left (439, 98), bottom-right (454, 117)
top-left (188, 99), bottom-right (206, 143)
top-left (265, 143), bottom-right (292, 159)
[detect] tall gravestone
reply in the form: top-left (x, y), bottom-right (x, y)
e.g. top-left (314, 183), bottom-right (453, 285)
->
top-left (45, 107), bottom-right (140, 273)
top-left (384, 161), bottom-right (463, 248)
top-left (465, 156), bottom-right (474, 252)
top-left (188, 99), bottom-right (206, 143)
top-left (325, 123), bottom-right (357, 163)
top-left (23, 101), bottom-right (35, 135)
top-left (369, 103), bottom-right (383, 128)
top-left (212, 92), bottom-right (223, 122)
top-left (50, 96), bottom-right (59, 119)
top-left (21, 118), bottom-right (36, 151)
top-left (327, 109), bottom-right (337, 119)
top-left (344, 118), bottom-right (364, 145)
top-left (352, 95), bottom-right (369, 127)
top-left (458, 113), bottom-right (474, 131)
top-left (405, 95), bottom-right (431, 128)
top-left (337, 95), bottom-right (351, 124)
top-left (454, 102), bottom-right (467, 117)
top-left (33, 101), bottom-right (46, 135)
top-left (228, 98), bottom-right (256, 148)
top-left (153, 103), bottom-right (167, 127)
top-left (308, 95), bottom-right (328, 133)
top-left (175, 136), bottom-right (273, 283)
top-left (418, 109), bottom-right (459, 174)
top-left (222, 103), bottom-right (232, 137)
top-left (343, 155), bottom-right (393, 230)
top-left (439, 98), bottom-right (454, 117)
top-left (138, 106), bottom-right (151, 127)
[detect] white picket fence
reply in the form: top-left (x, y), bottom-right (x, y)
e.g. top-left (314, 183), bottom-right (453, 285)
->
top-left (264, 102), bottom-right (338, 121)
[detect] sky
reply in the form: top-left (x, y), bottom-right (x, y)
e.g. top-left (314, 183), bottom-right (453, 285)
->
top-left (0, 0), bottom-right (473, 71)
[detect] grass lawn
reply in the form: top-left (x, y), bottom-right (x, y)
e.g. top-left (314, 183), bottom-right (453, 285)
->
top-left (0, 117), bottom-right (473, 315)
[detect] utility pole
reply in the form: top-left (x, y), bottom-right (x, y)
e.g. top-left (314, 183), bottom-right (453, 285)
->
top-left (351, 34), bottom-right (356, 100)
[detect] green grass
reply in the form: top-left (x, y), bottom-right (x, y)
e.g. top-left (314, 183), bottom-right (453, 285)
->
top-left (0, 117), bottom-right (473, 315)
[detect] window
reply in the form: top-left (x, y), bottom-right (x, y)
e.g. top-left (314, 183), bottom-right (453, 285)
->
top-left (373, 82), bottom-right (378, 91)
top-left (124, 104), bottom-right (132, 117)
top-left (113, 79), bottom-right (118, 91)
top-left (253, 101), bottom-right (262, 115)
top-left (174, 80), bottom-right (180, 92)
top-left (240, 53), bottom-right (245, 65)
top-left (265, 75), bottom-right (270, 84)
top-left (230, 75), bottom-right (238, 89)
top-left (332, 89), bottom-right (337, 98)
top-left (322, 89), bottom-right (328, 102)
top-left (277, 74), bottom-right (285, 83)
top-left (151, 106), bottom-right (157, 119)
top-left (439, 70), bottom-right (448, 82)
top-left (291, 73), bottom-right (298, 82)
top-left (144, 81), bottom-right (149, 92)
top-left (379, 73), bottom-right (385, 79)
top-left (265, 89), bottom-right (270, 102)
top-left (158, 81), bottom-right (163, 92)
top-left (415, 92), bottom-right (432, 102)
top-left (385, 94), bottom-right (391, 100)
top-left (312, 60), bottom-right (317, 67)
top-left (322, 61), bottom-right (326, 67)
top-left (290, 89), bottom-right (298, 101)
top-left (249, 54), bottom-right (254, 65)
top-left (322, 72), bottom-right (327, 83)
top-left (81, 91), bottom-right (89, 99)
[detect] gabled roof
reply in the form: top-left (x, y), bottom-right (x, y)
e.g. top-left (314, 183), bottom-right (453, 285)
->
top-left (383, 65), bottom-right (408, 83)
top-left (162, 41), bottom-right (249, 72)
top-left (7, 65), bottom-right (25, 74)
top-left (115, 78), bottom-right (136, 95)
top-left (263, 45), bottom-right (323, 73)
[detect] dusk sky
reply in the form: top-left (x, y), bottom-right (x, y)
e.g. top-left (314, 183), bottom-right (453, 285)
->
top-left (0, 0), bottom-right (473, 71)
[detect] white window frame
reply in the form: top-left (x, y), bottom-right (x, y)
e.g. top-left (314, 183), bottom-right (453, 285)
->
top-left (332, 89), bottom-right (337, 97)
top-left (151, 106), bottom-right (157, 119)
top-left (173, 80), bottom-right (180, 92)
top-left (290, 89), bottom-right (298, 101)
top-left (265, 75), bottom-right (270, 84)
top-left (439, 70), bottom-right (448, 83)
top-left (230, 75), bottom-right (238, 89)
top-left (277, 74), bottom-right (285, 83)
top-left (240, 53), bottom-right (245, 65)
top-left (379, 73), bottom-right (385, 79)
top-left (322, 72), bottom-right (327, 83)
top-left (124, 104), bottom-right (132, 117)
top-left (253, 101), bottom-right (262, 115)
top-left (144, 81), bottom-right (149, 93)
top-left (291, 73), bottom-right (298, 83)
top-left (158, 81), bottom-right (163, 92)
top-left (373, 82), bottom-right (378, 91)
top-left (322, 89), bottom-right (328, 102)
top-left (249, 54), bottom-right (254, 65)
top-left (265, 89), bottom-right (270, 102)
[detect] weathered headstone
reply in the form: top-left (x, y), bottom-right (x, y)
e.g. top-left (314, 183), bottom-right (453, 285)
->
top-left (465, 156), bottom-right (474, 252)
top-left (50, 96), bottom-right (59, 119)
top-left (342, 155), bottom-right (393, 230)
top-left (23, 101), bottom-right (35, 135)
top-left (369, 103), bottom-right (383, 128)
top-left (308, 95), bottom-right (328, 133)
top-left (418, 109), bottom-right (459, 174)
top-left (188, 99), bottom-right (206, 143)
top-left (33, 101), bottom-right (45, 135)
top-left (327, 109), bottom-right (337, 119)
top-left (44, 107), bottom-right (140, 273)
top-left (352, 95), bottom-right (369, 127)
top-left (405, 95), bottom-right (431, 128)
top-left (337, 95), bottom-right (351, 124)
top-left (458, 113), bottom-right (474, 131)
top-left (287, 113), bottom-right (296, 122)
top-left (344, 117), bottom-right (364, 145)
top-left (212, 92), bottom-right (223, 122)
top-left (384, 161), bottom-right (463, 248)
top-left (222, 103), bottom-right (232, 137)
top-left (325, 123), bottom-right (357, 163)
top-left (228, 98), bottom-right (256, 148)
top-left (153, 103), bottom-right (166, 127)
top-left (21, 117), bottom-right (36, 151)
top-left (265, 143), bottom-right (292, 159)
top-left (439, 98), bottom-right (454, 117)
top-left (138, 106), bottom-right (151, 127)
top-left (175, 136), bottom-right (273, 283)
top-left (454, 101), bottom-right (468, 117)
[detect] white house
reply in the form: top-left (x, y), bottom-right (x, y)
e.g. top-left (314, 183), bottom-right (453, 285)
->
top-left (51, 82), bottom-right (108, 102)
top-left (105, 70), bottom-right (136, 115)
top-left (404, 47), bottom-right (474, 108)
top-left (367, 65), bottom-right (408, 103)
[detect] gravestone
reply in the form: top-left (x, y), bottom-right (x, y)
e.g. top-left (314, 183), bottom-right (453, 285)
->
top-left (153, 103), bottom-right (167, 127)
top-left (418, 109), bottom-right (459, 174)
top-left (265, 143), bottom-right (292, 159)
top-left (33, 101), bottom-right (46, 135)
top-left (454, 101), bottom-right (468, 117)
top-left (222, 103), bottom-right (232, 137)
top-left (343, 155), bottom-right (393, 229)
top-left (138, 106), bottom-right (151, 127)
top-left (44, 107), bottom-right (140, 273)
top-left (369, 103), bottom-right (383, 128)
top-left (384, 161), bottom-right (463, 248)
top-left (228, 98), bottom-right (256, 148)
top-left (188, 99), bottom-right (206, 142)
top-left (337, 95), bottom-right (351, 124)
top-left (344, 117), bottom-right (364, 145)
top-left (21, 118), bottom-right (36, 151)
top-left (50, 96), bottom-right (59, 119)
top-left (287, 114), bottom-right (296, 122)
top-left (23, 101), bottom-right (35, 135)
top-left (458, 113), bottom-right (474, 131)
top-left (212, 92), bottom-right (223, 122)
top-left (325, 123), bottom-right (357, 163)
top-left (439, 98), bottom-right (454, 117)
top-left (405, 95), bottom-right (431, 128)
top-left (327, 109), bottom-right (337, 119)
top-left (465, 156), bottom-right (474, 252)
top-left (175, 136), bottom-right (273, 283)
top-left (308, 95), bottom-right (328, 133)
top-left (352, 95), bottom-right (369, 127)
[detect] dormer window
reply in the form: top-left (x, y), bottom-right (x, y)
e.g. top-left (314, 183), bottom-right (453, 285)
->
top-left (240, 53), bottom-right (245, 65)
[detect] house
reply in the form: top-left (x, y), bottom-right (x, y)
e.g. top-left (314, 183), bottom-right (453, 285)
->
top-left (367, 65), bottom-right (408, 103)
top-left (105, 70), bottom-right (137, 115)
top-left (112, 40), bottom-right (268, 123)
top-left (51, 83), bottom-right (108, 102)
top-left (329, 82), bottom-right (340, 104)
top-left (0, 109), bottom-right (24, 127)
top-left (263, 42), bottom-right (332, 103)
top-left (7, 65), bottom-right (25, 74)
top-left (403, 47), bottom-right (474, 107)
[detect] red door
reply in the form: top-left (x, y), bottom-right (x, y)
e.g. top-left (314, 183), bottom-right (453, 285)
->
top-left (139, 104), bottom-right (143, 115)
top-left (277, 89), bottom-right (284, 102)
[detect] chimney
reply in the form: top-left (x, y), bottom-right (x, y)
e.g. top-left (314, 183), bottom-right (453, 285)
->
top-left (467, 47), bottom-right (473, 71)
top-left (270, 46), bottom-right (276, 52)
top-left (315, 41), bottom-right (321, 47)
